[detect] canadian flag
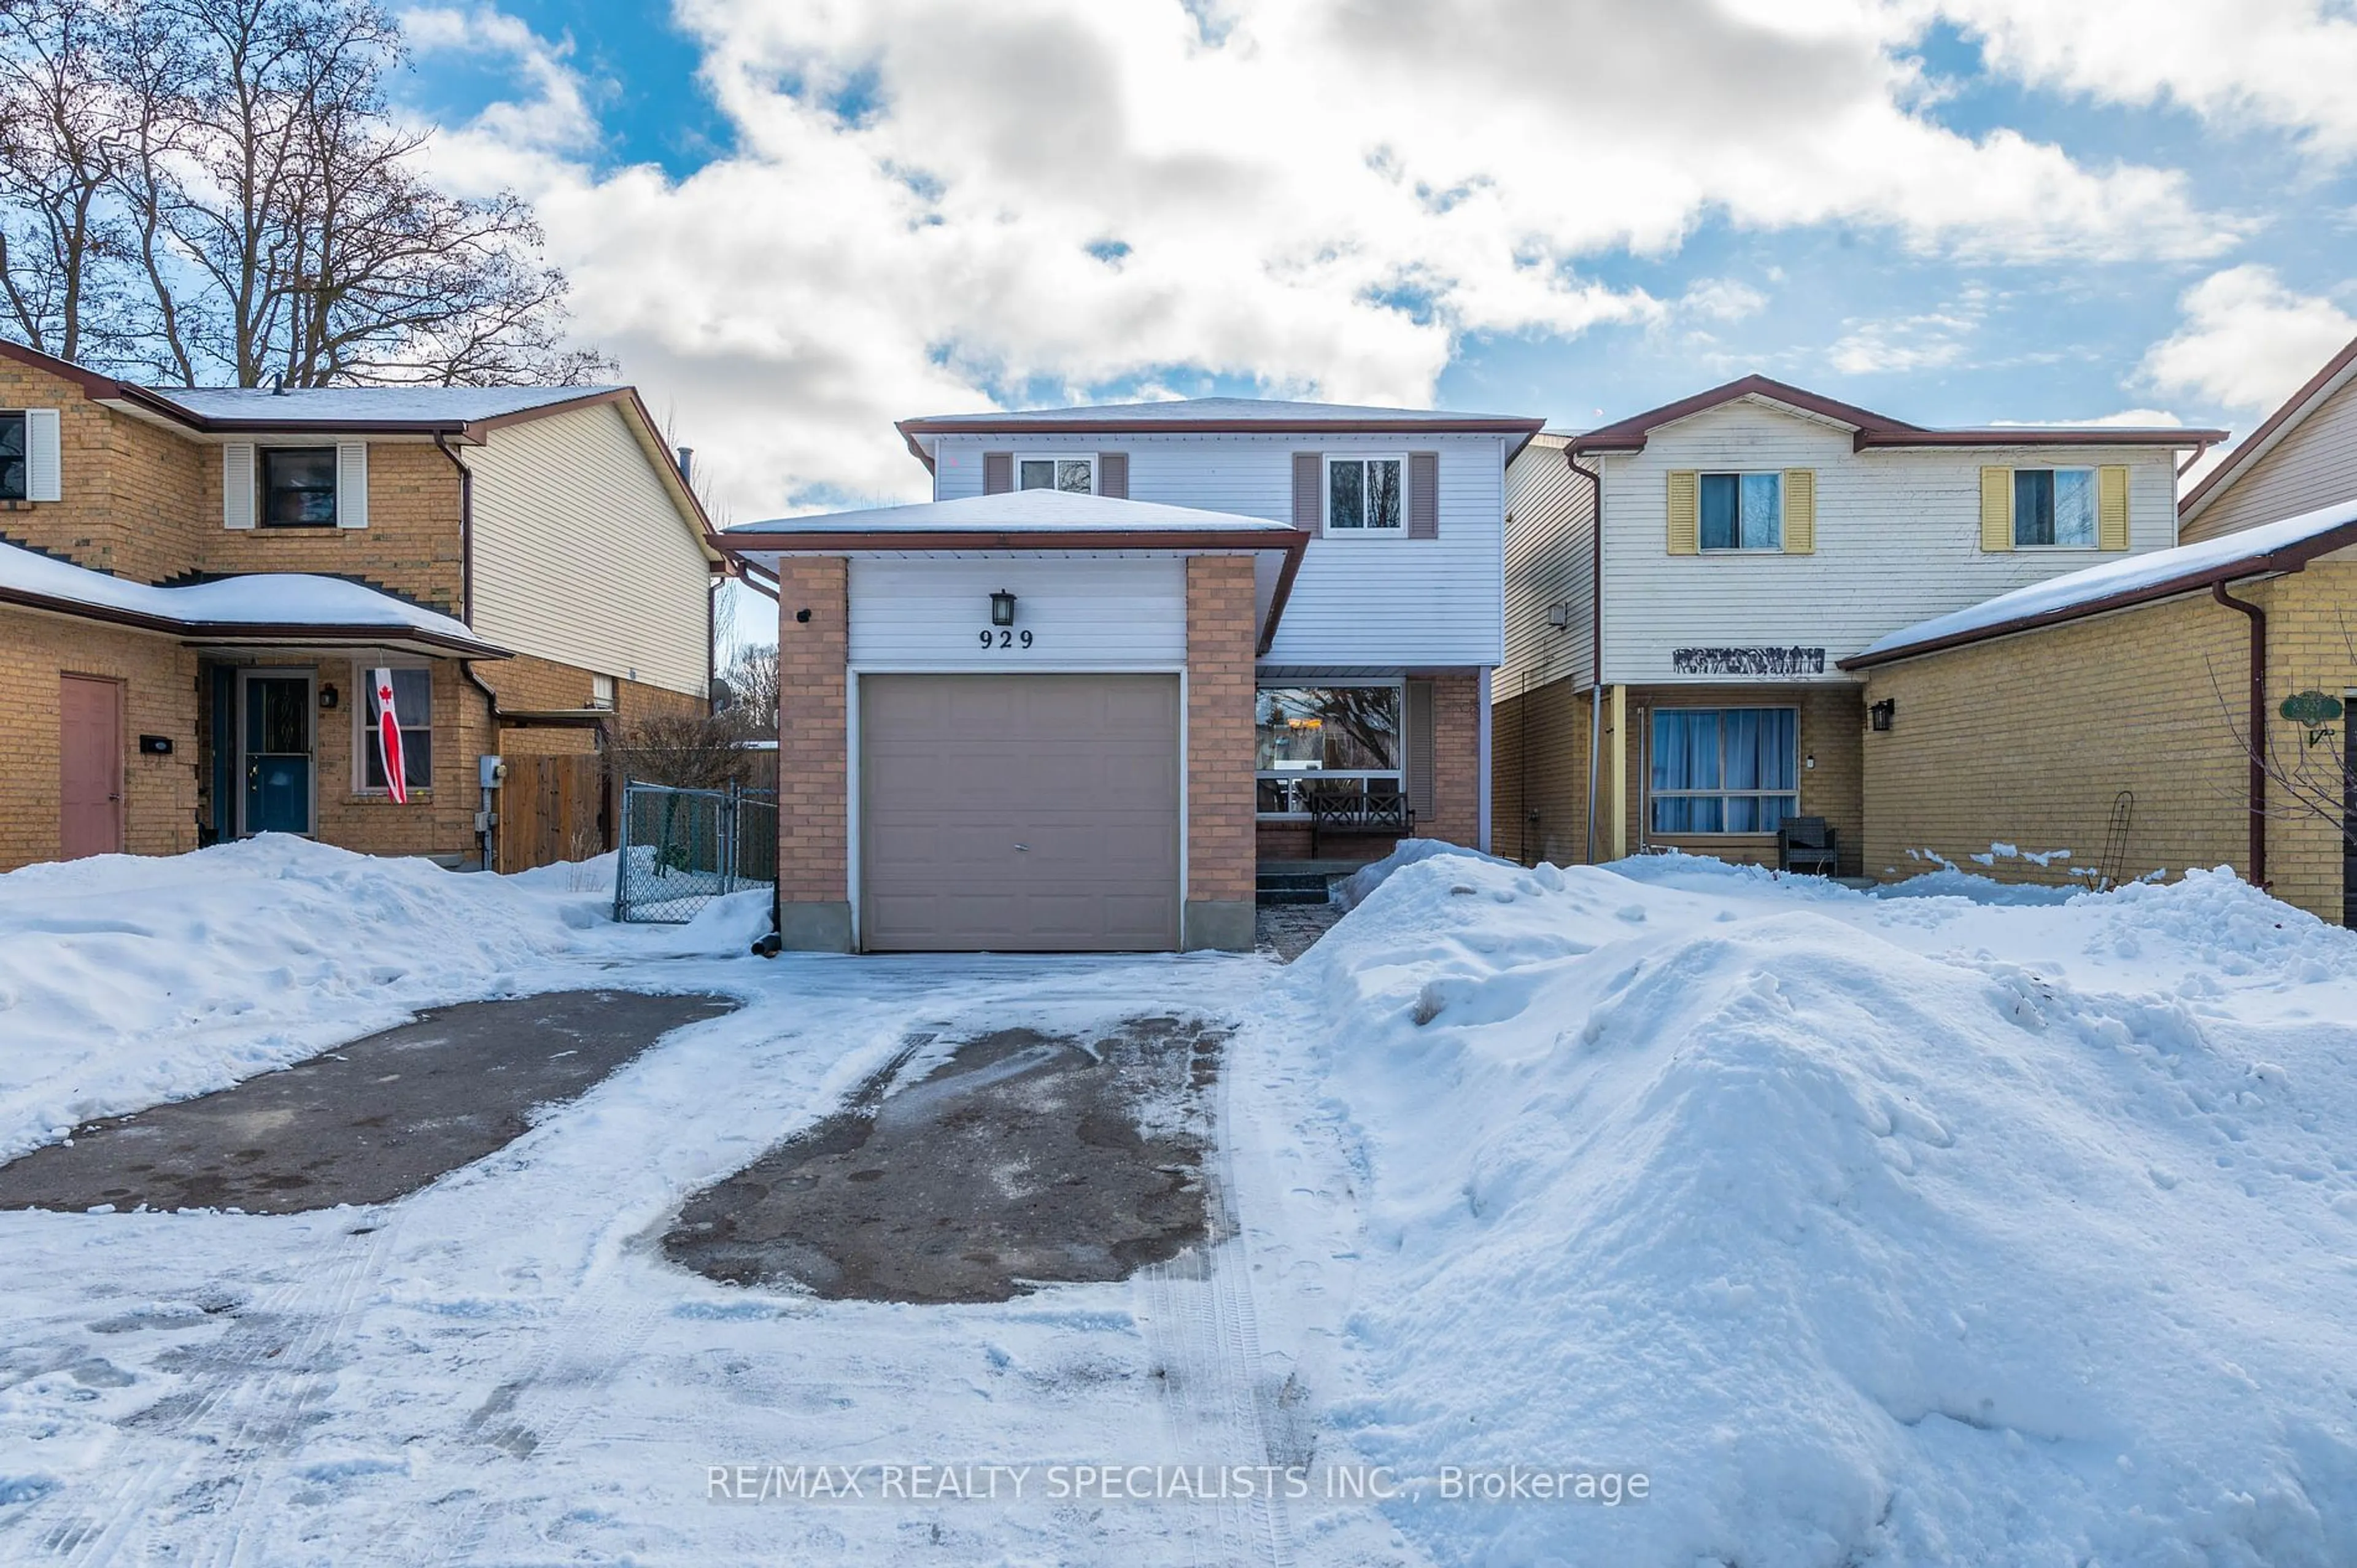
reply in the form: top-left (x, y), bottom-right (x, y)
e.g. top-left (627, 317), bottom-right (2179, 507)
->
top-left (371, 666), bottom-right (408, 805)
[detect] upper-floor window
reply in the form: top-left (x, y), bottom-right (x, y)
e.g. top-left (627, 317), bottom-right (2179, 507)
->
top-left (1700, 472), bottom-right (1782, 550)
top-left (0, 413), bottom-right (26, 500)
top-left (1326, 455), bottom-right (1404, 533)
top-left (262, 447), bottom-right (339, 527)
top-left (2014, 468), bottom-right (2096, 548)
top-left (1019, 455), bottom-right (1095, 493)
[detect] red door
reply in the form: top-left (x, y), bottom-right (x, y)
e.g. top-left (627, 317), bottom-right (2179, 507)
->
top-left (59, 675), bottom-right (123, 860)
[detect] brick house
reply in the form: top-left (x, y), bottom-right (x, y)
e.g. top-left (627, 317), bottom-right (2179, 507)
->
top-left (1493, 376), bottom-right (2221, 874)
top-left (0, 340), bottom-right (724, 874)
top-left (725, 398), bottom-right (1545, 952)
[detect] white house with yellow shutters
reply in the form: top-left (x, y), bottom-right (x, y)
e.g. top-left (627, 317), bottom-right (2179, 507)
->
top-left (1490, 376), bottom-right (2220, 875)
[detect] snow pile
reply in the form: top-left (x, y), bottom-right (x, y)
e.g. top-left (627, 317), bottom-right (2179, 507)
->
top-left (0, 838), bottom-right (769, 1160)
top-left (1333, 837), bottom-right (1515, 910)
top-left (1271, 853), bottom-right (2357, 1564)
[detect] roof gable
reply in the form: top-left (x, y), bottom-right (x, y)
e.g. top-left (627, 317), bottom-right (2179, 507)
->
top-left (2178, 332), bottom-right (2357, 527)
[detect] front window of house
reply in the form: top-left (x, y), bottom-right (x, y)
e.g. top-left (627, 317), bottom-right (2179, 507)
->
top-left (1256, 684), bottom-right (1402, 814)
top-left (357, 664), bottom-right (433, 792)
top-left (1326, 456), bottom-right (1404, 532)
top-left (1019, 456), bottom-right (1095, 493)
top-left (1650, 707), bottom-right (1798, 833)
top-left (1700, 472), bottom-right (1782, 550)
top-left (0, 413), bottom-right (25, 500)
top-left (263, 447), bottom-right (339, 527)
top-left (2014, 468), bottom-right (2097, 547)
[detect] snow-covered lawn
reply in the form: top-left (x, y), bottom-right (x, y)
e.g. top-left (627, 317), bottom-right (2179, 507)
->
top-left (2, 839), bottom-right (2354, 1565)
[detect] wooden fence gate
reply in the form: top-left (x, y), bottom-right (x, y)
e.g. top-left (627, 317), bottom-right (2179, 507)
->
top-left (497, 755), bottom-right (611, 873)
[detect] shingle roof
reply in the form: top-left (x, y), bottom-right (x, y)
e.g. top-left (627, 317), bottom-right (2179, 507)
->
top-left (132, 384), bottom-right (617, 428)
top-left (1841, 498), bottom-right (2357, 669)
top-left (899, 395), bottom-right (1541, 430)
top-left (726, 487), bottom-right (1304, 540)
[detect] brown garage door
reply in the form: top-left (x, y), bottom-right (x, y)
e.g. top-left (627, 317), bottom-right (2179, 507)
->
top-left (861, 674), bottom-right (1180, 951)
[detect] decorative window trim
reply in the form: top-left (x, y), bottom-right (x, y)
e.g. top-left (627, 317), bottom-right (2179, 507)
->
top-left (1322, 453), bottom-right (1408, 536)
top-left (351, 660), bottom-right (434, 797)
top-left (1254, 678), bottom-right (1406, 819)
top-left (1015, 453), bottom-right (1097, 495)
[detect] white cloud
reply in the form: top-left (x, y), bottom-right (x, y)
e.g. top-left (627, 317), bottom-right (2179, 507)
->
top-left (408, 0), bottom-right (2247, 512)
top-left (2140, 265), bottom-right (2357, 414)
top-left (1829, 309), bottom-right (1980, 374)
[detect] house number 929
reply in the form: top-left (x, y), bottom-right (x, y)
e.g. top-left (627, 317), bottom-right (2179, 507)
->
top-left (979, 629), bottom-right (1034, 648)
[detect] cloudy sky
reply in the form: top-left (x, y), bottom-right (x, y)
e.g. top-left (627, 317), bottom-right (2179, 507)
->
top-left (398, 0), bottom-right (2357, 525)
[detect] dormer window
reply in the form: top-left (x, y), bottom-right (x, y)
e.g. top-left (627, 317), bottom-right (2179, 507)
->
top-left (261, 447), bottom-right (340, 527)
top-left (1018, 455), bottom-right (1095, 493)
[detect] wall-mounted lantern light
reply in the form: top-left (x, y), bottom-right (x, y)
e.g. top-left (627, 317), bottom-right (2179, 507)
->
top-left (1546, 601), bottom-right (1571, 630)
top-left (989, 590), bottom-right (1018, 627)
top-left (319, 683), bottom-right (340, 711)
top-left (1870, 698), bottom-right (1895, 732)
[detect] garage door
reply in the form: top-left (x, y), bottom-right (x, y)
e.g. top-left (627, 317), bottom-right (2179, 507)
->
top-left (861, 674), bottom-right (1180, 951)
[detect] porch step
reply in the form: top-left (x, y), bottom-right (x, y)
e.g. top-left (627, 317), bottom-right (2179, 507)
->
top-left (1255, 870), bottom-right (1336, 906)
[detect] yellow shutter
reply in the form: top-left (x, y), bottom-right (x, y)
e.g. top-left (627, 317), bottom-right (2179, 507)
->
top-left (1781, 469), bottom-right (1815, 554)
top-left (1666, 470), bottom-right (1700, 555)
top-left (2097, 465), bottom-right (2129, 550)
top-left (1980, 466), bottom-right (2013, 552)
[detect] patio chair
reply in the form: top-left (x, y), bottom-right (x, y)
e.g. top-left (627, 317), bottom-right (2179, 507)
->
top-left (1777, 816), bottom-right (1838, 876)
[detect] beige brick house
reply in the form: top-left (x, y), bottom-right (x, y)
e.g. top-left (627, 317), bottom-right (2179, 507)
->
top-left (1841, 508), bottom-right (2357, 924)
top-left (0, 339), bottom-right (724, 874)
top-left (1494, 376), bottom-right (2222, 875)
top-left (726, 396), bottom-right (1544, 952)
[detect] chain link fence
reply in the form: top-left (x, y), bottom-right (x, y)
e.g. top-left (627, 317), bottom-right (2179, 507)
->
top-left (613, 781), bottom-right (778, 924)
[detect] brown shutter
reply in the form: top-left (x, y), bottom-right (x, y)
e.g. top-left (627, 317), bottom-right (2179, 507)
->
top-left (1407, 451), bottom-right (1439, 538)
top-left (983, 452), bottom-right (1013, 495)
top-left (1404, 679), bottom-right (1434, 824)
top-left (1097, 452), bottom-right (1128, 499)
top-left (1292, 452), bottom-right (1323, 535)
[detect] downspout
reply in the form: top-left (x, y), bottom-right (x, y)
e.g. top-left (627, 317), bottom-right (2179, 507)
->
top-left (1565, 447), bottom-right (1604, 865)
top-left (2212, 581), bottom-right (2268, 887)
top-left (435, 431), bottom-right (501, 873)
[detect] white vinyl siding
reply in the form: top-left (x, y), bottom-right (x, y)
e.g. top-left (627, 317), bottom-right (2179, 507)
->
top-left (2183, 373), bottom-right (2357, 544)
top-left (849, 557), bottom-right (1183, 668)
top-left (1499, 433), bottom-right (1595, 696)
top-left (465, 401), bottom-right (711, 698)
top-left (1598, 400), bottom-right (2181, 684)
top-left (929, 431), bottom-right (1506, 666)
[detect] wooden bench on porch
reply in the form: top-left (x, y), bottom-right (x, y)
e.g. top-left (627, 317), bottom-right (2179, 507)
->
top-left (1309, 789), bottom-right (1414, 859)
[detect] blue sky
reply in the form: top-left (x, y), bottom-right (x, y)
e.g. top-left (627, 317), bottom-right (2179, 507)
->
top-left (397, 0), bottom-right (2357, 517)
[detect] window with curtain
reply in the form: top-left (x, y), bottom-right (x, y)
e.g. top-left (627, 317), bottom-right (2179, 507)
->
top-left (1649, 707), bottom-right (1798, 833)
top-left (358, 665), bottom-right (433, 792)
top-left (2013, 468), bottom-right (2096, 547)
top-left (1255, 684), bottom-right (1402, 814)
top-left (1018, 456), bottom-right (1095, 493)
top-left (1699, 472), bottom-right (1782, 550)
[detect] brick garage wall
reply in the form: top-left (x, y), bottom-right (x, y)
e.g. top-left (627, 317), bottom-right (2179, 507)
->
top-left (0, 606), bottom-right (199, 871)
top-left (775, 557), bottom-right (849, 905)
top-left (1860, 566), bottom-right (2353, 921)
top-left (1186, 555), bottom-right (1256, 905)
top-left (0, 361), bottom-right (209, 582)
top-left (200, 442), bottom-right (465, 615)
top-left (1619, 682), bottom-right (1865, 875)
top-left (1492, 674), bottom-right (1591, 867)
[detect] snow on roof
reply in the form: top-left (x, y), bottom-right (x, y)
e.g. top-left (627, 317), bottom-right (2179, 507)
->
top-left (726, 487), bottom-right (1306, 539)
top-left (1848, 497), bottom-right (2357, 666)
top-left (897, 395), bottom-right (1540, 430)
top-left (0, 538), bottom-right (501, 651)
top-left (133, 385), bottom-right (615, 427)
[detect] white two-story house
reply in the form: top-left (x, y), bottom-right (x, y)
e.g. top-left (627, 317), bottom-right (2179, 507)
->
top-left (1495, 376), bottom-right (2221, 873)
top-left (727, 396), bottom-right (1543, 953)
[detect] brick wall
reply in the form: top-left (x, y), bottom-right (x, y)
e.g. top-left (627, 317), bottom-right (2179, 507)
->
top-left (199, 442), bottom-right (465, 614)
top-left (307, 656), bottom-right (482, 861)
top-left (0, 360), bottom-right (208, 581)
top-left (1860, 566), bottom-right (2353, 920)
top-left (1414, 669), bottom-right (1483, 849)
top-left (1617, 682), bottom-right (1864, 874)
top-left (0, 606), bottom-right (199, 871)
top-left (1186, 555), bottom-right (1256, 904)
top-left (1491, 674), bottom-right (1592, 867)
top-left (775, 557), bottom-right (850, 903)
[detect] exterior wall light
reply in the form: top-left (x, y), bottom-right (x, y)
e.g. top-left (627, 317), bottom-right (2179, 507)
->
top-left (1870, 698), bottom-right (1895, 732)
top-left (989, 590), bottom-right (1018, 627)
top-left (1546, 601), bottom-right (1571, 630)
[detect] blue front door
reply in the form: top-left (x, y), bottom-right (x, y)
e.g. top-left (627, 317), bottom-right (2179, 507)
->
top-left (241, 673), bottom-right (313, 835)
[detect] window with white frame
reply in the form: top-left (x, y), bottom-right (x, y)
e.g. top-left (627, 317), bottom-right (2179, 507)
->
top-left (355, 663), bottom-right (433, 794)
top-left (1649, 706), bottom-right (1798, 833)
top-left (1700, 472), bottom-right (1782, 550)
top-left (1018, 455), bottom-right (1095, 494)
top-left (1255, 684), bottom-right (1403, 815)
top-left (2013, 468), bottom-right (2097, 547)
top-left (590, 673), bottom-right (616, 710)
top-left (1325, 455), bottom-right (1404, 533)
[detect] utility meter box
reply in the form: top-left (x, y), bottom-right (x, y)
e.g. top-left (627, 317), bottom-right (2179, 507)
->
top-left (479, 754), bottom-right (507, 790)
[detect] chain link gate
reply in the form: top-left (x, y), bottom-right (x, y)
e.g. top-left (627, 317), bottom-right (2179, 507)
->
top-left (613, 781), bottom-right (778, 923)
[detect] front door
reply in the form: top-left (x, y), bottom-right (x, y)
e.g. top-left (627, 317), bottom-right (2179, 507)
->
top-left (58, 674), bottom-right (123, 860)
top-left (239, 670), bottom-right (314, 836)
